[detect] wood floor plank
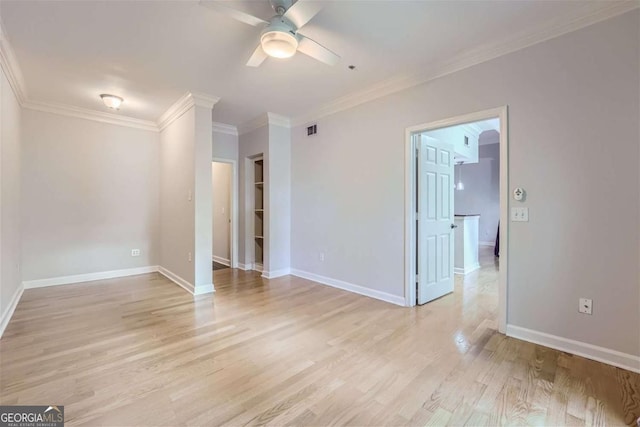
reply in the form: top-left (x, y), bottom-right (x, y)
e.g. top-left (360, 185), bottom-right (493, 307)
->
top-left (1, 248), bottom-right (638, 426)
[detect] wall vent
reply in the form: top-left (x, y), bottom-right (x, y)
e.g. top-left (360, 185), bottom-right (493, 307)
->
top-left (307, 124), bottom-right (317, 136)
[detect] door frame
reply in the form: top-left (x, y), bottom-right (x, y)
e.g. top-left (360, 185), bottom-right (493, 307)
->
top-left (212, 158), bottom-right (239, 269)
top-left (404, 106), bottom-right (509, 333)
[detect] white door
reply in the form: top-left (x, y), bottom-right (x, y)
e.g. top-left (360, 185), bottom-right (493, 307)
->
top-left (417, 135), bottom-right (455, 305)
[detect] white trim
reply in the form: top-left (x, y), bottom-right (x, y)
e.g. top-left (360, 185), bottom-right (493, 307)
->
top-left (191, 92), bottom-right (220, 109)
top-left (22, 100), bottom-right (159, 132)
top-left (213, 256), bottom-right (230, 266)
top-left (479, 241), bottom-right (495, 247)
top-left (405, 106), bottom-right (509, 334)
top-left (267, 112), bottom-right (291, 128)
top-left (454, 264), bottom-right (481, 275)
top-left (290, 269), bottom-right (406, 307)
top-left (290, 2), bottom-right (638, 126)
top-left (212, 157), bottom-right (239, 269)
top-left (0, 284), bottom-right (24, 339)
top-left (253, 262), bottom-right (264, 273)
top-left (157, 266), bottom-right (194, 294)
top-left (193, 283), bottom-right (215, 295)
top-left (157, 92), bottom-right (220, 131)
top-left (507, 325), bottom-right (640, 374)
top-left (0, 20), bottom-right (26, 104)
top-left (238, 112), bottom-right (291, 135)
top-left (213, 122), bottom-right (238, 136)
top-left (23, 266), bottom-right (159, 289)
top-left (237, 262), bottom-right (253, 271)
top-left (261, 268), bottom-right (291, 279)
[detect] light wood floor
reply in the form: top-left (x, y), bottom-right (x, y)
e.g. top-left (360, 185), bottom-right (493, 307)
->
top-left (1, 248), bottom-right (638, 426)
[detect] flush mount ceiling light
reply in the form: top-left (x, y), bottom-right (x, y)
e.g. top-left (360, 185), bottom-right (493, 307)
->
top-left (260, 28), bottom-right (298, 59)
top-left (100, 94), bottom-right (124, 110)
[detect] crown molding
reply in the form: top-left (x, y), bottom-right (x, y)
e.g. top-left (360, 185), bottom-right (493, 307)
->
top-left (191, 92), bottom-right (220, 109)
top-left (157, 92), bottom-right (193, 131)
top-left (0, 19), bottom-right (27, 105)
top-left (267, 112), bottom-right (291, 128)
top-left (22, 100), bottom-right (160, 131)
top-left (291, 1), bottom-right (639, 127)
top-left (238, 112), bottom-right (291, 135)
top-left (212, 122), bottom-right (238, 136)
top-left (157, 92), bottom-right (220, 132)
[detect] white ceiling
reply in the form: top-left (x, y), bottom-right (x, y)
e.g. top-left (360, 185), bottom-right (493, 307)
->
top-left (0, 0), bottom-right (629, 125)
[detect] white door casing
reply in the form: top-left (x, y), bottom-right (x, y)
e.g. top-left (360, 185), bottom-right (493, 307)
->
top-left (417, 134), bottom-right (455, 305)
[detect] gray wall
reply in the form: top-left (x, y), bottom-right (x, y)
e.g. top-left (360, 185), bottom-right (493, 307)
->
top-left (455, 141), bottom-right (500, 245)
top-left (160, 104), bottom-right (214, 290)
top-left (21, 109), bottom-right (160, 280)
top-left (212, 130), bottom-right (238, 161)
top-left (212, 161), bottom-right (231, 263)
top-left (0, 65), bottom-right (22, 318)
top-left (291, 11), bottom-right (639, 356)
top-left (160, 108), bottom-right (196, 284)
top-left (268, 124), bottom-right (291, 274)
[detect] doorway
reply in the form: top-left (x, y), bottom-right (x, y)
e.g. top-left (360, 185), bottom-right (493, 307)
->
top-left (405, 106), bottom-right (509, 333)
top-left (212, 158), bottom-right (238, 270)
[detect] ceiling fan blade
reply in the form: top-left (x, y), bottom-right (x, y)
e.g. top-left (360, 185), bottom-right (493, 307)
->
top-left (199, 1), bottom-right (268, 27)
top-left (283, 0), bottom-right (323, 29)
top-left (297, 34), bottom-right (340, 66)
top-left (247, 45), bottom-right (268, 67)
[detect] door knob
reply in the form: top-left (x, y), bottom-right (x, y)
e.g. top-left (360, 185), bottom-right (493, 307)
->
top-left (451, 224), bottom-right (458, 229)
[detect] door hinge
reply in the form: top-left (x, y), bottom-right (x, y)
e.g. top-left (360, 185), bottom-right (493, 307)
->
top-left (416, 274), bottom-right (419, 283)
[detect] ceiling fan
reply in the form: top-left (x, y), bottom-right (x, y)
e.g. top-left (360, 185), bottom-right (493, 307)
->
top-left (200, 0), bottom-right (340, 67)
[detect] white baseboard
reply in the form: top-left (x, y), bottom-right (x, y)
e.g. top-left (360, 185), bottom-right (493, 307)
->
top-left (290, 269), bottom-right (406, 307)
top-left (193, 283), bottom-right (215, 295)
top-left (237, 262), bottom-right (253, 271)
top-left (0, 283), bottom-right (24, 339)
top-left (506, 325), bottom-right (640, 374)
top-left (22, 266), bottom-right (159, 289)
top-left (212, 256), bottom-right (230, 266)
top-left (454, 263), bottom-right (481, 275)
top-left (254, 263), bottom-right (264, 273)
top-left (157, 266), bottom-right (194, 294)
top-left (157, 267), bottom-right (214, 296)
top-left (262, 268), bottom-right (291, 279)
top-left (479, 241), bottom-right (495, 247)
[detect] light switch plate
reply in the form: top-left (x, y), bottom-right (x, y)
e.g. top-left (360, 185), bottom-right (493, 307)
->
top-left (511, 207), bottom-right (529, 222)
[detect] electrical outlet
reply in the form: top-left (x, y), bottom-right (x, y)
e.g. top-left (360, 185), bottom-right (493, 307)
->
top-left (579, 298), bottom-right (592, 315)
top-left (131, 249), bottom-right (140, 257)
top-left (319, 252), bottom-right (325, 262)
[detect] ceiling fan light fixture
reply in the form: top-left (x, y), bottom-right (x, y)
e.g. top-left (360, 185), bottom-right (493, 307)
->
top-left (260, 30), bottom-right (298, 58)
top-left (100, 94), bottom-right (124, 110)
